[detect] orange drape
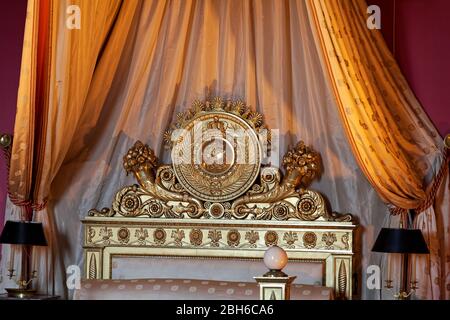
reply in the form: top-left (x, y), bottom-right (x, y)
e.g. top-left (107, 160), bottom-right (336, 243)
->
top-left (306, 0), bottom-right (446, 212)
top-left (8, 0), bottom-right (138, 215)
top-left (2, 0), bottom-right (53, 220)
top-left (306, 0), bottom-right (449, 299)
top-left (8, 0), bottom-right (141, 297)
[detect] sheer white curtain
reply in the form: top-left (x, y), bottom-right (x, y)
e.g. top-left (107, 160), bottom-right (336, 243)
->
top-left (1, 0), bottom-right (390, 299)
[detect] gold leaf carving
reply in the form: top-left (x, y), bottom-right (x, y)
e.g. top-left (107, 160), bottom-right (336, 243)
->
top-left (88, 98), bottom-right (353, 223)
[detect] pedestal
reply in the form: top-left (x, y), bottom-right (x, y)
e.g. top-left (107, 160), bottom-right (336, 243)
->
top-left (254, 276), bottom-right (296, 300)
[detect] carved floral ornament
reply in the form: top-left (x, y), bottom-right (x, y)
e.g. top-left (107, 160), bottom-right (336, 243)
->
top-left (89, 97), bottom-right (352, 222)
top-left (189, 229), bottom-right (203, 246)
top-left (85, 226), bottom-right (351, 251)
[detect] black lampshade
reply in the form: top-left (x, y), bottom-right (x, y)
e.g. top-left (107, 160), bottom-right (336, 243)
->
top-left (0, 220), bottom-right (47, 246)
top-left (372, 228), bottom-right (429, 254)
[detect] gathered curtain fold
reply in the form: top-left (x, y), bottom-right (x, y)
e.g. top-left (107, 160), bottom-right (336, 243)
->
top-left (306, 0), bottom-right (446, 212)
top-left (306, 0), bottom-right (449, 299)
top-left (8, 0), bottom-right (139, 216)
top-left (5, 0), bottom-right (141, 296)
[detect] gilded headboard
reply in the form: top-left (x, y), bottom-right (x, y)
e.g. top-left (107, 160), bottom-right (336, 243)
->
top-left (82, 97), bottom-right (356, 299)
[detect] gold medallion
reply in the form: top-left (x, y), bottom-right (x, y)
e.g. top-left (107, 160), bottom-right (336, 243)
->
top-left (172, 111), bottom-right (261, 202)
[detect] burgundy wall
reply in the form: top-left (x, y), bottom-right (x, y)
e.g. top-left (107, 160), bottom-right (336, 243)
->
top-left (370, 0), bottom-right (450, 137)
top-left (0, 0), bottom-right (27, 230)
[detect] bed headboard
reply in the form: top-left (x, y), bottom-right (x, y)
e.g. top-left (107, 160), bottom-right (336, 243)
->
top-left (82, 97), bottom-right (356, 299)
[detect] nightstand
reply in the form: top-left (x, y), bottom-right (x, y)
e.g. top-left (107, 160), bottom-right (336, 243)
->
top-left (0, 293), bottom-right (59, 300)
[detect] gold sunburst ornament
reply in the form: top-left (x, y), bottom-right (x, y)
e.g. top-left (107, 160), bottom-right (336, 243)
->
top-left (163, 97), bottom-right (269, 149)
top-left (171, 108), bottom-right (263, 202)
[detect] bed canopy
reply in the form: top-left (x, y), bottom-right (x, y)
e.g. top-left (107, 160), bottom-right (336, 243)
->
top-left (0, 0), bottom-right (447, 299)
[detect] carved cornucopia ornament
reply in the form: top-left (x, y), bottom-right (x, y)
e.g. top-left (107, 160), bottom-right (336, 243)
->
top-left (89, 97), bottom-right (351, 222)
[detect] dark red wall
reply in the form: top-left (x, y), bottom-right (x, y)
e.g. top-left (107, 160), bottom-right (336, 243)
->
top-left (370, 0), bottom-right (450, 137)
top-left (0, 0), bottom-right (27, 231)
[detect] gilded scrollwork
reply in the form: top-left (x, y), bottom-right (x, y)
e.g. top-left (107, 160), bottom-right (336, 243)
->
top-left (328, 211), bottom-right (353, 222)
top-left (122, 142), bottom-right (203, 219)
top-left (156, 166), bottom-right (179, 191)
top-left (229, 141), bottom-right (328, 221)
top-left (88, 208), bottom-right (115, 217)
top-left (111, 185), bottom-right (182, 219)
top-left (87, 98), bottom-right (353, 223)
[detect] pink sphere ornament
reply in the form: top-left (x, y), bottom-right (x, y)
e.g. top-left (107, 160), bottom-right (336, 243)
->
top-left (263, 245), bottom-right (288, 271)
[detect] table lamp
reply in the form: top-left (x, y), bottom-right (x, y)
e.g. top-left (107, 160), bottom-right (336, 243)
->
top-left (0, 220), bottom-right (47, 298)
top-left (372, 227), bottom-right (429, 299)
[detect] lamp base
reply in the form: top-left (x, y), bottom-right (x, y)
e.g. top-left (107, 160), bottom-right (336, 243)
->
top-left (5, 288), bottom-right (37, 298)
top-left (394, 291), bottom-right (413, 300)
top-left (263, 269), bottom-right (288, 277)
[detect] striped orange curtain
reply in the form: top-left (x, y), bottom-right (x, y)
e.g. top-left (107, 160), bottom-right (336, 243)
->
top-left (5, 0), bottom-right (51, 220)
top-left (7, 0), bottom-right (140, 295)
top-left (306, 0), bottom-right (449, 299)
top-left (8, 0), bottom-right (137, 219)
top-left (306, 0), bottom-right (446, 213)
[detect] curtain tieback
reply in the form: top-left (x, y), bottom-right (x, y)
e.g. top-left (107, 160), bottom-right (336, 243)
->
top-left (389, 148), bottom-right (449, 215)
top-left (388, 206), bottom-right (407, 216)
top-left (415, 148), bottom-right (449, 213)
top-left (1, 140), bottom-right (48, 219)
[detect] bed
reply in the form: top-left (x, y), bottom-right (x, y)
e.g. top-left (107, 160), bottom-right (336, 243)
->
top-left (80, 98), bottom-right (356, 300)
